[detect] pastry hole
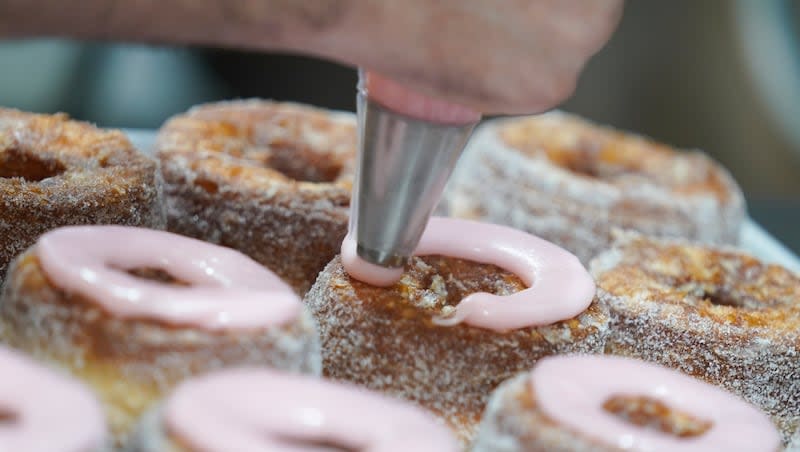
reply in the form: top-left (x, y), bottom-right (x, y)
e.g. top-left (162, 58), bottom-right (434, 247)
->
top-left (97, 155), bottom-right (116, 168)
top-left (555, 152), bottom-right (601, 178)
top-left (545, 147), bottom-right (640, 181)
top-left (276, 436), bottom-right (358, 452)
top-left (250, 142), bottom-right (344, 183)
top-left (702, 289), bottom-right (743, 308)
top-left (603, 395), bottom-right (712, 438)
top-left (0, 148), bottom-right (66, 182)
top-left (0, 408), bottom-right (18, 425)
top-left (125, 267), bottom-right (191, 286)
top-left (400, 256), bottom-right (525, 314)
top-left (195, 178), bottom-right (219, 194)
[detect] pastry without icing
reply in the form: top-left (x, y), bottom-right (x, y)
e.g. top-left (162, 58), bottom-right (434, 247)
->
top-left (591, 231), bottom-right (800, 446)
top-left (128, 367), bottom-right (459, 452)
top-left (0, 345), bottom-right (108, 452)
top-left (156, 100), bottom-right (356, 294)
top-left (472, 355), bottom-right (780, 452)
top-left (0, 108), bottom-right (165, 282)
top-left (306, 217), bottom-right (607, 443)
top-left (0, 226), bottom-right (320, 446)
top-left (442, 111), bottom-right (745, 264)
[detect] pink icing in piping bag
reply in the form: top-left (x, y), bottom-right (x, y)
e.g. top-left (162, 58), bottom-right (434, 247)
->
top-left (342, 217), bottom-right (596, 331)
top-left (363, 71), bottom-right (481, 124)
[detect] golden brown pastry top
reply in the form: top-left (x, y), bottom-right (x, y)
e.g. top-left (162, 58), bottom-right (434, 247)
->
top-left (499, 112), bottom-right (736, 201)
top-left (592, 231), bottom-right (800, 333)
top-left (155, 100), bottom-right (357, 192)
top-left (0, 108), bottom-right (155, 192)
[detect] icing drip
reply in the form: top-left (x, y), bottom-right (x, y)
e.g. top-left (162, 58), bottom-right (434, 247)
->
top-left (363, 72), bottom-right (481, 124)
top-left (36, 226), bottom-right (302, 330)
top-left (532, 355), bottom-right (780, 452)
top-left (0, 346), bottom-right (106, 452)
top-left (342, 217), bottom-right (595, 331)
top-left (163, 368), bottom-right (459, 452)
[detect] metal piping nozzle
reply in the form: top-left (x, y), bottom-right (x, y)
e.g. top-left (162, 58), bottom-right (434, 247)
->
top-left (350, 82), bottom-right (478, 268)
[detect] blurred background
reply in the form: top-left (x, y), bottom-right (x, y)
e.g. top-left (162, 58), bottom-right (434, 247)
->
top-left (0, 0), bottom-right (798, 252)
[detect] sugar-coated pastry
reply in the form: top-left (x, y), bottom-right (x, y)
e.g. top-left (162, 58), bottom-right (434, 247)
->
top-left (0, 226), bottom-right (320, 446)
top-left (0, 108), bottom-right (165, 281)
top-left (156, 100), bottom-right (356, 294)
top-left (306, 217), bottom-right (607, 443)
top-left (0, 345), bottom-right (108, 452)
top-left (128, 367), bottom-right (459, 452)
top-left (591, 230), bottom-right (800, 446)
top-left (442, 111), bottom-right (745, 264)
top-left (472, 355), bottom-right (780, 452)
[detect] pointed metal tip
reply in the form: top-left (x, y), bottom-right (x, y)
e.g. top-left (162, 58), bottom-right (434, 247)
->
top-left (350, 94), bottom-right (477, 268)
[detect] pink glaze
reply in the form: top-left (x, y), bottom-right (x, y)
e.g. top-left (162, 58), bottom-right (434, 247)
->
top-left (36, 226), bottom-right (302, 330)
top-left (0, 346), bottom-right (106, 452)
top-left (341, 217), bottom-right (595, 331)
top-left (341, 237), bottom-right (404, 287)
top-left (164, 368), bottom-right (459, 452)
top-left (363, 71), bottom-right (481, 124)
top-left (532, 355), bottom-right (780, 452)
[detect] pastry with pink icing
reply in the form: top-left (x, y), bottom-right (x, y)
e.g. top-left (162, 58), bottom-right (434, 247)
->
top-left (472, 355), bottom-right (780, 452)
top-left (592, 230), bottom-right (800, 447)
top-left (0, 225), bottom-right (320, 447)
top-left (128, 367), bottom-right (459, 452)
top-left (0, 345), bottom-right (108, 452)
top-left (155, 100), bottom-right (356, 295)
top-left (441, 111), bottom-right (745, 265)
top-left (305, 217), bottom-right (609, 444)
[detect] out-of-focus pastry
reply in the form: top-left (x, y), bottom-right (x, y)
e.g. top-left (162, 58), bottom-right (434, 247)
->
top-left (443, 112), bottom-right (745, 264)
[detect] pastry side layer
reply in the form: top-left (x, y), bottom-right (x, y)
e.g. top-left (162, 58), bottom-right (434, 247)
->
top-left (307, 254), bottom-right (609, 444)
top-left (0, 108), bottom-right (166, 281)
top-left (156, 100), bottom-right (356, 294)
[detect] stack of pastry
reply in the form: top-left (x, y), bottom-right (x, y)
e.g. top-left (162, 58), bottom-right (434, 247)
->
top-left (591, 230), bottom-right (800, 447)
top-left (0, 103), bottom-right (797, 452)
top-left (442, 111), bottom-right (746, 265)
top-left (473, 355), bottom-right (780, 452)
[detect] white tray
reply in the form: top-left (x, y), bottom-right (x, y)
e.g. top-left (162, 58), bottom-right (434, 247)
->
top-left (124, 129), bottom-right (800, 274)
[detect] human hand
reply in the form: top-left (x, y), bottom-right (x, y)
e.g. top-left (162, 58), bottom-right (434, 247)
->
top-left (2, 0), bottom-right (623, 115)
top-left (295, 0), bottom-right (624, 115)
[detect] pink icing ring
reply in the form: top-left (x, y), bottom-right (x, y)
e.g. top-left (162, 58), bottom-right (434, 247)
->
top-left (36, 226), bottom-right (302, 330)
top-left (0, 346), bottom-right (106, 452)
top-left (342, 217), bottom-right (596, 331)
top-left (163, 368), bottom-right (459, 452)
top-left (532, 355), bottom-right (780, 452)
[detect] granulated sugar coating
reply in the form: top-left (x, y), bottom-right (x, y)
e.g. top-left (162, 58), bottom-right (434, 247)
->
top-left (591, 230), bottom-right (800, 446)
top-left (156, 100), bottom-right (357, 295)
top-left (305, 255), bottom-right (610, 446)
top-left (441, 112), bottom-right (745, 265)
top-left (0, 250), bottom-right (321, 448)
top-left (0, 108), bottom-right (166, 282)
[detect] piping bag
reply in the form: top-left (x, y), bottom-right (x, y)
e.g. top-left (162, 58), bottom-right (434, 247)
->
top-left (348, 70), bottom-right (481, 275)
